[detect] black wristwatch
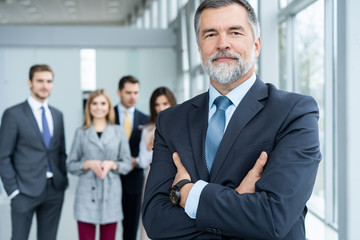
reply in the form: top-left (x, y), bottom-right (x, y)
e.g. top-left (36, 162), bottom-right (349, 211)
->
top-left (169, 179), bottom-right (192, 206)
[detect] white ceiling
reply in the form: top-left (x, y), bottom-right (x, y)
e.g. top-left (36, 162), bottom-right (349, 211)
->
top-left (0, 0), bottom-right (148, 25)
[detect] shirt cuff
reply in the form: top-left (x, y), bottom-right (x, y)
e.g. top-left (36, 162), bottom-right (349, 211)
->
top-left (184, 180), bottom-right (208, 219)
top-left (9, 189), bottom-right (20, 199)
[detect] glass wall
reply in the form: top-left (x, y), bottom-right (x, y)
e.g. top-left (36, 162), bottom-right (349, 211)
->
top-left (278, 0), bottom-right (337, 239)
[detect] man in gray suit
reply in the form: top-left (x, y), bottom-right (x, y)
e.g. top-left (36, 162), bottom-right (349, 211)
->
top-left (0, 64), bottom-right (68, 240)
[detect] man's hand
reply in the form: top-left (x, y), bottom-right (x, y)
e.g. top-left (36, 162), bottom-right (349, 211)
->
top-left (235, 151), bottom-right (268, 194)
top-left (172, 152), bottom-right (194, 208)
top-left (131, 157), bottom-right (137, 169)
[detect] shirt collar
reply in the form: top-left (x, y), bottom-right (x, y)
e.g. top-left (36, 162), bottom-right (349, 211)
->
top-left (208, 73), bottom-right (257, 111)
top-left (27, 96), bottom-right (49, 111)
top-left (118, 104), bottom-right (135, 114)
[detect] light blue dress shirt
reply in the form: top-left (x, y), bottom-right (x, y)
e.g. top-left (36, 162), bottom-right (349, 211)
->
top-left (185, 73), bottom-right (257, 219)
top-left (117, 104), bottom-right (135, 126)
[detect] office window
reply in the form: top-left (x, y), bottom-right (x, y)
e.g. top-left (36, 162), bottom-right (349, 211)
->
top-left (151, 0), bottom-right (159, 28)
top-left (160, 0), bottom-right (168, 28)
top-left (279, 22), bottom-right (288, 90)
top-left (278, 0), bottom-right (338, 238)
top-left (144, 9), bottom-right (151, 29)
top-left (279, 0), bottom-right (295, 9)
top-left (294, 0), bottom-right (325, 217)
top-left (80, 49), bottom-right (96, 91)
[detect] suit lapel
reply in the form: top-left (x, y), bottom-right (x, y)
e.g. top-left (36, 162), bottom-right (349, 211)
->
top-left (132, 110), bottom-right (139, 133)
top-left (114, 105), bottom-right (120, 125)
top-left (48, 106), bottom-right (57, 149)
top-left (188, 93), bottom-right (210, 181)
top-left (23, 101), bottom-right (46, 149)
top-left (101, 124), bottom-right (113, 150)
top-left (88, 125), bottom-right (104, 151)
top-left (210, 78), bottom-right (268, 182)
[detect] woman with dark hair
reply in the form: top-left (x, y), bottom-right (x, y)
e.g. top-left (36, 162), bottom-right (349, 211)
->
top-left (138, 87), bottom-right (177, 169)
top-left (67, 89), bottom-right (132, 240)
top-left (138, 87), bottom-right (176, 240)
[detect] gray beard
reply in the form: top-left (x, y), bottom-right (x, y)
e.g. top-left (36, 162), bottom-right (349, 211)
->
top-left (201, 50), bottom-right (254, 84)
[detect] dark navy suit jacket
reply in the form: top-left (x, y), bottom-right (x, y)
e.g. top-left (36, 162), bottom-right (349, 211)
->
top-left (142, 77), bottom-right (321, 240)
top-left (0, 101), bottom-right (68, 197)
top-left (114, 106), bottom-right (149, 194)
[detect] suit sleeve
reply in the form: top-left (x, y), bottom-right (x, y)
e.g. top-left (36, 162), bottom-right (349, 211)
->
top-left (58, 113), bottom-right (67, 176)
top-left (142, 113), bottom-right (217, 240)
top-left (196, 96), bottom-right (321, 239)
top-left (67, 128), bottom-right (85, 175)
top-left (0, 109), bottom-right (20, 196)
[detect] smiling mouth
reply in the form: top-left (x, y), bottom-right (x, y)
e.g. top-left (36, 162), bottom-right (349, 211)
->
top-left (213, 57), bottom-right (237, 63)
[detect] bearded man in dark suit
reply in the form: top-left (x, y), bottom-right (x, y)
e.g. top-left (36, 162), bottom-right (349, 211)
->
top-left (142, 1), bottom-right (321, 239)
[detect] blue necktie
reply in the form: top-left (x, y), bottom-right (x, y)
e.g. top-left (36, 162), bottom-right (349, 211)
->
top-left (205, 96), bottom-right (232, 173)
top-left (41, 106), bottom-right (51, 148)
top-left (41, 106), bottom-right (53, 177)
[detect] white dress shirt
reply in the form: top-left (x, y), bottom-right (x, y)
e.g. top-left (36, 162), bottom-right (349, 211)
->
top-left (27, 96), bottom-right (54, 136)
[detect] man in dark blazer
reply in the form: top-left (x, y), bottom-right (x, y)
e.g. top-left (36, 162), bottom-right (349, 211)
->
top-left (0, 64), bottom-right (68, 240)
top-left (114, 75), bottom-right (149, 240)
top-left (142, 0), bottom-right (321, 239)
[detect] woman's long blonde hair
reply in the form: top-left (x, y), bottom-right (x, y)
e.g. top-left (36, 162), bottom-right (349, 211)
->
top-left (83, 89), bottom-right (115, 129)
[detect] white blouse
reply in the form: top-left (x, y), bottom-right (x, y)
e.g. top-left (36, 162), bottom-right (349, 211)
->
top-left (138, 124), bottom-right (156, 169)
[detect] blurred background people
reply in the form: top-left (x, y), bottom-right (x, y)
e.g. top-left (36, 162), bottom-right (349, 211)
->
top-left (138, 87), bottom-right (177, 169)
top-left (114, 76), bottom-right (149, 240)
top-left (67, 89), bottom-right (132, 240)
top-left (0, 64), bottom-right (68, 240)
top-left (138, 86), bottom-right (177, 240)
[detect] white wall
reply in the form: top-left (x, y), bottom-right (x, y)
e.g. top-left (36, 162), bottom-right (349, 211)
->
top-left (0, 47), bottom-right (82, 151)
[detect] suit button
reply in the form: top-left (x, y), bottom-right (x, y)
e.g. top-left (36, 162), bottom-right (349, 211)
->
top-left (206, 228), bottom-right (212, 232)
top-left (92, 199), bottom-right (95, 203)
top-left (216, 229), bottom-right (222, 234)
top-left (92, 187), bottom-right (95, 190)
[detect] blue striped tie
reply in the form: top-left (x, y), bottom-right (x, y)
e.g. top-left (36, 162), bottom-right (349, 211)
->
top-left (205, 96), bottom-right (232, 173)
top-left (41, 106), bottom-right (51, 148)
top-left (41, 106), bottom-right (53, 176)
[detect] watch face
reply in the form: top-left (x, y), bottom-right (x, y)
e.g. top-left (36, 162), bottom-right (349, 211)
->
top-left (169, 188), bottom-right (180, 205)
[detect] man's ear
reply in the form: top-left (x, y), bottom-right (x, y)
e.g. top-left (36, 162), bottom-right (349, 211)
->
top-left (117, 89), bottom-right (121, 97)
top-left (254, 37), bottom-right (261, 58)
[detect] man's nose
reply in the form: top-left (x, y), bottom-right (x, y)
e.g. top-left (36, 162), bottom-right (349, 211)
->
top-left (216, 35), bottom-right (231, 51)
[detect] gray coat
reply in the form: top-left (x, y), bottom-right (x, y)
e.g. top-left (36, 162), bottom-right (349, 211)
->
top-left (67, 124), bottom-right (131, 224)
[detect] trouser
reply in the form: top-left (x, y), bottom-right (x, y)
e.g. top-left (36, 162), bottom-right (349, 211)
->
top-left (78, 221), bottom-right (117, 240)
top-left (10, 180), bottom-right (64, 240)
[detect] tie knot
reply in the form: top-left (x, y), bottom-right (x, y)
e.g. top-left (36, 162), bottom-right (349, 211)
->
top-left (214, 96), bottom-right (232, 111)
top-left (40, 106), bottom-right (45, 112)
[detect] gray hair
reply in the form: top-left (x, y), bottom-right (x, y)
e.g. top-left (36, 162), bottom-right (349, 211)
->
top-left (194, 0), bottom-right (260, 43)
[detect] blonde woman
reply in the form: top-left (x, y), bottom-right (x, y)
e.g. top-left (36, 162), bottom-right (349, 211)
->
top-left (68, 89), bottom-right (132, 240)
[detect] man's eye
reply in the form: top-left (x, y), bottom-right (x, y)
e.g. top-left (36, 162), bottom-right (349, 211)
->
top-left (205, 33), bottom-right (216, 38)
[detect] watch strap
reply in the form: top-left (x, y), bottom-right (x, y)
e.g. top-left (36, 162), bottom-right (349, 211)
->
top-left (174, 179), bottom-right (192, 191)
